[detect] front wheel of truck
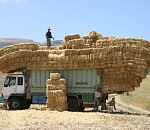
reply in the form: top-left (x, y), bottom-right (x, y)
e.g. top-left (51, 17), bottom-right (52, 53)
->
top-left (68, 98), bottom-right (79, 111)
top-left (8, 98), bottom-right (22, 110)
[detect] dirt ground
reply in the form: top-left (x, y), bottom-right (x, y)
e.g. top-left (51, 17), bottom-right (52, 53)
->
top-left (0, 72), bottom-right (150, 130)
top-left (0, 104), bottom-right (149, 130)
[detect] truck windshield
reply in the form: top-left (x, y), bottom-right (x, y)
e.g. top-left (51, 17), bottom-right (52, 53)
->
top-left (4, 76), bottom-right (16, 87)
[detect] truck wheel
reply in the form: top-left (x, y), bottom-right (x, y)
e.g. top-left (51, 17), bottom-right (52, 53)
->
top-left (68, 98), bottom-right (79, 111)
top-left (79, 103), bottom-right (85, 112)
top-left (22, 101), bottom-right (31, 109)
top-left (8, 98), bottom-right (22, 110)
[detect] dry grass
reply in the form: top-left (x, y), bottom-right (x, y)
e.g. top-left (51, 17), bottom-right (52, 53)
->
top-left (119, 75), bottom-right (150, 111)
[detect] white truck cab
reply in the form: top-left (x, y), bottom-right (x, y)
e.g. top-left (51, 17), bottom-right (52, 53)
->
top-left (2, 74), bottom-right (25, 99)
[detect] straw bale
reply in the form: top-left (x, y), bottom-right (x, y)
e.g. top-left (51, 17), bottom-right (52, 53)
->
top-left (102, 84), bottom-right (135, 94)
top-left (46, 90), bottom-right (66, 98)
top-left (72, 44), bottom-right (77, 49)
top-left (39, 46), bottom-right (47, 50)
top-left (57, 45), bottom-right (63, 50)
top-left (86, 39), bottom-right (92, 45)
top-left (66, 39), bottom-right (85, 49)
top-left (47, 84), bottom-right (66, 92)
top-left (64, 49), bottom-right (79, 56)
top-left (46, 90), bottom-right (67, 111)
top-left (34, 50), bottom-right (49, 57)
top-left (141, 40), bottom-right (149, 48)
top-left (50, 73), bottom-right (61, 80)
top-left (40, 106), bottom-right (47, 111)
top-left (89, 31), bottom-right (102, 39)
top-left (83, 44), bottom-right (90, 48)
top-left (82, 35), bottom-right (89, 40)
top-left (59, 78), bottom-right (66, 84)
top-left (67, 40), bottom-right (74, 47)
top-left (46, 78), bottom-right (66, 85)
top-left (64, 34), bottom-right (81, 42)
top-left (66, 44), bottom-right (72, 49)
top-left (46, 79), bottom-right (59, 85)
top-left (18, 42), bottom-right (39, 50)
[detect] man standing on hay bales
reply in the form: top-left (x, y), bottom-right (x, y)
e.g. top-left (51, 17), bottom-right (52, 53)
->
top-left (45, 27), bottom-right (54, 48)
top-left (94, 87), bottom-right (102, 112)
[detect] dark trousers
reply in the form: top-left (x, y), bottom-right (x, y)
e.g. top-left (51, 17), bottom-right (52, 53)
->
top-left (94, 99), bottom-right (99, 112)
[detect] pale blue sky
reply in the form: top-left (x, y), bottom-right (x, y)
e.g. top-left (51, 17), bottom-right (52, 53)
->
top-left (0, 0), bottom-right (150, 42)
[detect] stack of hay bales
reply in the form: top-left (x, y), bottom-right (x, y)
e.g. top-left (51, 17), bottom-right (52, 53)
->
top-left (0, 42), bottom-right (39, 57)
top-left (89, 30), bottom-right (103, 43)
top-left (0, 42), bottom-right (39, 73)
top-left (63, 34), bottom-right (81, 49)
top-left (0, 31), bottom-right (150, 94)
top-left (41, 73), bottom-right (67, 111)
top-left (62, 31), bottom-right (103, 49)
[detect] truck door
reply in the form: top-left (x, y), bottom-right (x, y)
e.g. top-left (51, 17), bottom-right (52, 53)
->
top-left (2, 76), bottom-right (17, 99)
top-left (16, 76), bottom-right (25, 93)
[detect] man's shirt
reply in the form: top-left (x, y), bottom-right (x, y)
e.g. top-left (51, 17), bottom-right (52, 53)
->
top-left (46, 31), bottom-right (53, 38)
top-left (94, 91), bottom-right (101, 99)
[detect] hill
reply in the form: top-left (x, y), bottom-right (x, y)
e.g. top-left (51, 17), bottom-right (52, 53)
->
top-left (119, 75), bottom-right (150, 111)
top-left (0, 38), bottom-right (63, 48)
top-left (0, 38), bottom-right (33, 48)
top-left (39, 40), bottom-right (63, 46)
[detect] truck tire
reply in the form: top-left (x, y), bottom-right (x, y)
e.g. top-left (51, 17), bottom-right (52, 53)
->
top-left (22, 101), bottom-right (31, 109)
top-left (79, 103), bottom-right (85, 112)
top-left (8, 98), bottom-right (22, 110)
top-left (67, 98), bottom-right (79, 111)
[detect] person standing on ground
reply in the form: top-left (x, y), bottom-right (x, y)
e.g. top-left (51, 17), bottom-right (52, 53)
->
top-left (94, 87), bottom-right (102, 112)
top-left (45, 27), bottom-right (54, 48)
top-left (106, 97), bottom-right (116, 113)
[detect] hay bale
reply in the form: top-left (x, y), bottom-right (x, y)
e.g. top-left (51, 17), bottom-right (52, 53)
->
top-left (46, 79), bottom-right (62, 85)
top-left (89, 31), bottom-right (102, 39)
top-left (46, 90), bottom-right (67, 112)
top-left (47, 84), bottom-right (66, 92)
top-left (64, 34), bottom-right (81, 42)
top-left (45, 73), bottom-right (67, 111)
top-left (82, 35), bottom-right (89, 40)
top-left (59, 78), bottom-right (66, 84)
top-left (40, 106), bottom-right (47, 111)
top-left (50, 73), bottom-right (61, 80)
top-left (66, 39), bottom-right (85, 49)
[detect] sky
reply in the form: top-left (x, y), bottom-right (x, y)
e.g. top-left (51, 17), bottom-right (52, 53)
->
top-left (0, 0), bottom-right (150, 43)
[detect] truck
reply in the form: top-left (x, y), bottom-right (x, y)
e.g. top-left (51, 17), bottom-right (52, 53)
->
top-left (1, 68), bottom-right (108, 111)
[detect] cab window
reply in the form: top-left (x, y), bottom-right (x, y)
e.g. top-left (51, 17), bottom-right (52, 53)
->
top-left (18, 77), bottom-right (23, 85)
top-left (10, 77), bottom-right (16, 85)
top-left (4, 77), bottom-right (16, 87)
top-left (4, 77), bottom-right (9, 87)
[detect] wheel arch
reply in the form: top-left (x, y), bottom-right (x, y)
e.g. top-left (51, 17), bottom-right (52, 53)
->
top-left (8, 93), bottom-right (26, 102)
top-left (67, 95), bottom-right (82, 106)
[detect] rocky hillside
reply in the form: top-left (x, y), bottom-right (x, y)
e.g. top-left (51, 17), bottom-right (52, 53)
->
top-left (39, 40), bottom-right (63, 46)
top-left (0, 38), bottom-right (33, 48)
